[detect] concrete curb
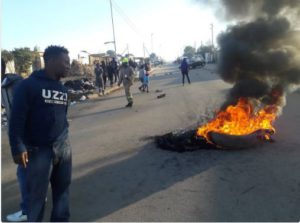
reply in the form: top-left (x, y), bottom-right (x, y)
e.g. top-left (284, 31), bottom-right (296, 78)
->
top-left (87, 77), bottom-right (142, 100)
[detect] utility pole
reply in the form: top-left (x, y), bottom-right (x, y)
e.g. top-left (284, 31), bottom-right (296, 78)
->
top-left (151, 33), bottom-right (154, 53)
top-left (143, 43), bottom-right (146, 59)
top-left (109, 0), bottom-right (117, 56)
top-left (127, 44), bottom-right (129, 55)
top-left (210, 23), bottom-right (214, 49)
top-left (210, 23), bottom-right (215, 63)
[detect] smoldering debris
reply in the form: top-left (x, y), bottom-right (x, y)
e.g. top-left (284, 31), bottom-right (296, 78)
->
top-left (155, 128), bottom-right (275, 152)
top-left (155, 129), bottom-right (217, 153)
top-left (157, 93), bottom-right (166, 99)
top-left (63, 78), bottom-right (96, 102)
top-left (64, 78), bottom-right (95, 91)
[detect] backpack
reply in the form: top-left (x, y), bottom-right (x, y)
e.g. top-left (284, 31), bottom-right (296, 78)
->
top-left (1, 73), bottom-right (24, 122)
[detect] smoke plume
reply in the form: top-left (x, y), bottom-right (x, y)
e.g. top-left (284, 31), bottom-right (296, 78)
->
top-left (197, 0), bottom-right (300, 113)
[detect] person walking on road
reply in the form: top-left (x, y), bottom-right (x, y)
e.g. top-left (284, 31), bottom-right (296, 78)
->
top-left (143, 62), bottom-right (151, 93)
top-left (94, 62), bottom-right (105, 95)
top-left (110, 57), bottom-right (119, 83)
top-left (107, 60), bottom-right (114, 87)
top-left (8, 45), bottom-right (72, 222)
top-left (101, 61), bottom-right (107, 88)
top-left (180, 58), bottom-right (191, 85)
top-left (138, 63), bottom-right (145, 92)
top-left (118, 58), bottom-right (135, 107)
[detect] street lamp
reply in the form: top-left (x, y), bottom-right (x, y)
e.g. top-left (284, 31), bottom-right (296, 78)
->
top-left (104, 41), bottom-right (117, 58)
top-left (104, 41), bottom-right (115, 45)
top-left (80, 50), bottom-right (90, 55)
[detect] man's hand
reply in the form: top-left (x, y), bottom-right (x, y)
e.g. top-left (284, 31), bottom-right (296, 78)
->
top-left (13, 151), bottom-right (28, 168)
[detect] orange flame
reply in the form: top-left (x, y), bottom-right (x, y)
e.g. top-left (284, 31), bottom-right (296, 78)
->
top-left (197, 98), bottom-right (277, 142)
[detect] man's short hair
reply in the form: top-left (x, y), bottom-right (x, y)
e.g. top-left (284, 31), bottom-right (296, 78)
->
top-left (43, 45), bottom-right (69, 63)
top-left (1, 58), bottom-right (6, 75)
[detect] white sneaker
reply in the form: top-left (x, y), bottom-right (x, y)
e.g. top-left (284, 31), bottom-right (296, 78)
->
top-left (6, 210), bottom-right (27, 222)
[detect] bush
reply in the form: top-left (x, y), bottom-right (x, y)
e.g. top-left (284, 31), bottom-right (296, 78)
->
top-left (70, 60), bottom-right (84, 76)
top-left (12, 48), bottom-right (33, 75)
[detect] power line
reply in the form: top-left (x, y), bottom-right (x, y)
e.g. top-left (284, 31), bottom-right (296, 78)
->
top-left (111, 0), bottom-right (143, 39)
top-left (109, 0), bottom-right (151, 58)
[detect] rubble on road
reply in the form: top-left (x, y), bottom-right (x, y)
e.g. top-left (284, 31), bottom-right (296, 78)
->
top-left (63, 78), bottom-right (96, 102)
top-left (1, 109), bottom-right (7, 127)
top-left (157, 93), bottom-right (166, 99)
top-left (155, 129), bottom-right (217, 153)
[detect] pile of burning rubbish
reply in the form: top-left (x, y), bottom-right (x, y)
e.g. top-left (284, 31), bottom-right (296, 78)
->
top-left (156, 98), bottom-right (276, 152)
top-left (63, 78), bottom-right (96, 102)
top-left (156, 0), bottom-right (300, 151)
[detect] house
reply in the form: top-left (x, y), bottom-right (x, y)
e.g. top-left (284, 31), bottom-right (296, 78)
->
top-left (88, 53), bottom-right (107, 65)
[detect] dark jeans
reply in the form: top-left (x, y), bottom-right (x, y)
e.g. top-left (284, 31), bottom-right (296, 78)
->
top-left (103, 74), bottom-right (107, 88)
top-left (108, 73), bottom-right (114, 86)
top-left (181, 71), bottom-right (191, 84)
top-left (96, 76), bottom-right (104, 91)
top-left (113, 71), bottom-right (119, 83)
top-left (17, 165), bottom-right (29, 215)
top-left (26, 139), bottom-right (72, 222)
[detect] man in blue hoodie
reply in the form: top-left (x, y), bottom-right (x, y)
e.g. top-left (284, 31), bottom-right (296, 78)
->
top-left (9, 45), bottom-right (72, 222)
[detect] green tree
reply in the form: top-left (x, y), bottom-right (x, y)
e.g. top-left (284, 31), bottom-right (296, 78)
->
top-left (150, 53), bottom-right (157, 60)
top-left (12, 47), bottom-right (33, 74)
top-left (32, 46), bottom-right (42, 71)
top-left (70, 60), bottom-right (83, 76)
top-left (1, 50), bottom-right (14, 62)
top-left (197, 45), bottom-right (213, 57)
top-left (183, 46), bottom-right (196, 58)
top-left (106, 50), bottom-right (116, 57)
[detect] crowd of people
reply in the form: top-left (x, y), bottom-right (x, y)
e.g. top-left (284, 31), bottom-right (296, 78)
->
top-left (93, 56), bottom-right (152, 107)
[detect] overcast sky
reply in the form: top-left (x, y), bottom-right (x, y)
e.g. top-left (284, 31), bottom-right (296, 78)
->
top-left (1, 0), bottom-right (227, 61)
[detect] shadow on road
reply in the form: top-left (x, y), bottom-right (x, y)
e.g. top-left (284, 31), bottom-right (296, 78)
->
top-left (2, 133), bottom-right (299, 222)
top-left (69, 107), bottom-right (126, 119)
top-left (69, 142), bottom-right (222, 221)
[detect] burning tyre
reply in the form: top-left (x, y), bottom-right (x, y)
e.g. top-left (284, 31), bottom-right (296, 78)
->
top-left (156, 97), bottom-right (277, 152)
top-left (208, 129), bottom-right (274, 149)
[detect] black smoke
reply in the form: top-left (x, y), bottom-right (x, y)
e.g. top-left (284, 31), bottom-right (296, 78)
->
top-left (197, 0), bottom-right (300, 112)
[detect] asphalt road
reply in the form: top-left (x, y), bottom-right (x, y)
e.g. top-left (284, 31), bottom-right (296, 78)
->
top-left (2, 64), bottom-right (300, 222)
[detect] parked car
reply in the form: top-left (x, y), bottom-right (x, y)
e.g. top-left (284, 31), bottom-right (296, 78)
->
top-left (189, 60), bottom-right (205, 69)
top-left (188, 56), bottom-right (205, 69)
top-left (153, 60), bottom-right (162, 66)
